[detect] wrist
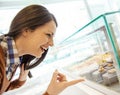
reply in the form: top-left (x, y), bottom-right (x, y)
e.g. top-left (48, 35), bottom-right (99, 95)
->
top-left (18, 76), bottom-right (27, 81)
top-left (43, 91), bottom-right (49, 95)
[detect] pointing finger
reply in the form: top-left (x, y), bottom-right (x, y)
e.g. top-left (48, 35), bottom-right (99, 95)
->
top-left (65, 78), bottom-right (85, 87)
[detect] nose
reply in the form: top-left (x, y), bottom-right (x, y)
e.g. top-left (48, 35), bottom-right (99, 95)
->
top-left (48, 38), bottom-right (54, 46)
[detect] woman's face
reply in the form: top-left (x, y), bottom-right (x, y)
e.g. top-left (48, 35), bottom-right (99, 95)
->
top-left (19, 20), bottom-right (56, 58)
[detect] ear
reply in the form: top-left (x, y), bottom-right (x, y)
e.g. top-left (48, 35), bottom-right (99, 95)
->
top-left (21, 27), bottom-right (31, 37)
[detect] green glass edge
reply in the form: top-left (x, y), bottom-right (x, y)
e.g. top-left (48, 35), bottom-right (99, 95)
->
top-left (61, 11), bottom-right (120, 68)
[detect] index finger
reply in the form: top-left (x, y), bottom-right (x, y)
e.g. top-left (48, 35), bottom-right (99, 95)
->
top-left (65, 78), bottom-right (85, 87)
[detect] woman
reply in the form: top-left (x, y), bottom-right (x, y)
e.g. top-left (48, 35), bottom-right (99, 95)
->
top-left (0, 4), bottom-right (84, 95)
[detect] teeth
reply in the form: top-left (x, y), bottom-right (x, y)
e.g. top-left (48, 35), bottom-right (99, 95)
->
top-left (44, 48), bottom-right (47, 50)
top-left (41, 47), bottom-right (47, 50)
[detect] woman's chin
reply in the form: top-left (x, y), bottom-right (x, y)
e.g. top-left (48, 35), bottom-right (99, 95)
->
top-left (35, 53), bottom-right (42, 58)
top-left (33, 51), bottom-right (43, 58)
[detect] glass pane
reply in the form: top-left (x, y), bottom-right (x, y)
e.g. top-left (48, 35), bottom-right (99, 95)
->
top-left (57, 11), bottom-right (120, 94)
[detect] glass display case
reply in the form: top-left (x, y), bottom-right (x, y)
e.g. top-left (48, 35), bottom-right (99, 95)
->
top-left (53, 11), bottom-right (120, 94)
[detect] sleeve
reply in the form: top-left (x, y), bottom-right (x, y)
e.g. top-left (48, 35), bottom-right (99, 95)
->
top-left (0, 46), bottom-right (9, 94)
top-left (0, 59), bottom-right (4, 90)
top-left (6, 79), bottom-right (26, 91)
top-left (0, 59), bottom-right (4, 93)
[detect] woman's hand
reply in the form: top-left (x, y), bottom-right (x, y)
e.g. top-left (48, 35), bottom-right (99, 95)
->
top-left (18, 63), bottom-right (29, 81)
top-left (46, 70), bottom-right (85, 95)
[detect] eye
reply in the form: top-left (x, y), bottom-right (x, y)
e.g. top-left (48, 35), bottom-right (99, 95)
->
top-left (46, 33), bottom-right (52, 38)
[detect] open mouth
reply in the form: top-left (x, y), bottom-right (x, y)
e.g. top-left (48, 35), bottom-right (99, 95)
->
top-left (40, 46), bottom-right (48, 53)
top-left (40, 47), bottom-right (45, 53)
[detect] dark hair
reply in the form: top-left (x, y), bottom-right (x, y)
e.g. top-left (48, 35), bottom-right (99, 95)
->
top-left (7, 4), bottom-right (57, 37)
top-left (6, 4), bottom-right (58, 70)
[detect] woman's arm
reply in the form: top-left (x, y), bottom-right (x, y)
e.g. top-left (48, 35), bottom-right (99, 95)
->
top-left (43, 92), bottom-right (49, 95)
top-left (7, 64), bottom-right (29, 90)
